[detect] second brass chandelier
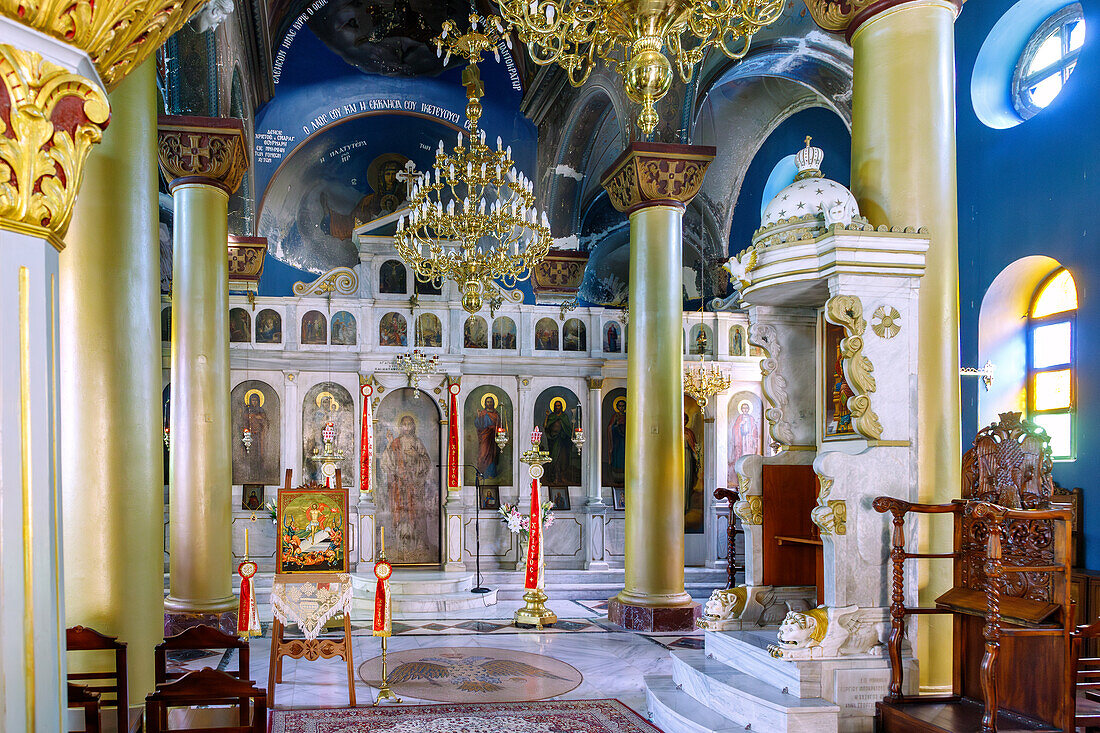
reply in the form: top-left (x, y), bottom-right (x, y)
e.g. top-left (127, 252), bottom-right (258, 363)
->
top-left (495, 0), bottom-right (785, 135)
top-left (394, 15), bottom-right (552, 314)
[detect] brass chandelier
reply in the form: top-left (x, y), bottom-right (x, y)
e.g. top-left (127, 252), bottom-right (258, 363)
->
top-left (495, 0), bottom-right (785, 135)
top-left (684, 362), bottom-right (730, 408)
top-left (394, 15), bottom-right (552, 314)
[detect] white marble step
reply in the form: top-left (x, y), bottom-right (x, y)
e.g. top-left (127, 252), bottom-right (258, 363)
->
top-left (481, 567), bottom-right (726, 600)
top-left (350, 588), bottom-right (499, 616)
top-left (644, 676), bottom-right (744, 733)
top-left (705, 629), bottom-right (819, 698)
top-left (671, 651), bottom-right (839, 733)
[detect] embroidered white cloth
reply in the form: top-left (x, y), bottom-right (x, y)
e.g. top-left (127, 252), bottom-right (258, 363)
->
top-left (270, 574), bottom-right (353, 641)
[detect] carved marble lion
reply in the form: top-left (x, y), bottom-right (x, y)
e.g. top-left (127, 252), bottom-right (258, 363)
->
top-left (768, 605), bottom-right (859, 660)
top-left (697, 588), bottom-right (748, 630)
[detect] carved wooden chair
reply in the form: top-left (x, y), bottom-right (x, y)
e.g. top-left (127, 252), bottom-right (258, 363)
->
top-left (1072, 620), bottom-right (1100, 732)
top-left (154, 625), bottom-right (252, 729)
top-left (68, 682), bottom-right (102, 733)
top-left (714, 487), bottom-right (741, 588)
top-left (873, 412), bottom-right (1076, 733)
top-left (66, 625), bottom-right (141, 733)
top-left (144, 668), bottom-right (266, 733)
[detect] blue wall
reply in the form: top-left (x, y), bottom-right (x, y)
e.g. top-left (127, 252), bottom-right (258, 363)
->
top-left (956, 0), bottom-right (1100, 564)
top-left (728, 107), bottom-right (852, 254)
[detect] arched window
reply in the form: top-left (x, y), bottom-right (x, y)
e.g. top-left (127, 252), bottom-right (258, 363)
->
top-left (1028, 267), bottom-right (1077, 459)
top-left (301, 310), bottom-right (327, 345)
top-left (464, 315), bottom-right (488, 348)
top-left (492, 317), bottom-right (517, 349)
top-left (379, 260), bottom-right (407, 294)
top-left (1013, 4), bottom-right (1084, 120)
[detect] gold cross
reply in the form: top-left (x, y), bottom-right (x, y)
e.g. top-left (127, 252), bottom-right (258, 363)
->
top-left (804, 135), bottom-right (813, 147)
top-left (182, 133), bottom-right (210, 169)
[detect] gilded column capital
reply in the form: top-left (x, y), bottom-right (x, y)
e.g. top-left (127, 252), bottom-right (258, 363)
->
top-left (228, 235), bottom-right (266, 291)
top-left (0, 44), bottom-right (110, 250)
top-left (600, 142), bottom-right (715, 216)
top-left (586, 376), bottom-right (604, 391)
top-left (0, 0), bottom-right (210, 91)
top-left (157, 115), bottom-right (248, 194)
top-left (804, 0), bottom-right (961, 39)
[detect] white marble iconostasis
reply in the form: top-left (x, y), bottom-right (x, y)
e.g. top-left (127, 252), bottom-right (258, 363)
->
top-left (158, 277), bottom-right (768, 578)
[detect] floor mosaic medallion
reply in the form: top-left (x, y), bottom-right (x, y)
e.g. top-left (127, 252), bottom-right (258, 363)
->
top-left (270, 699), bottom-right (662, 733)
top-left (357, 646), bottom-right (582, 703)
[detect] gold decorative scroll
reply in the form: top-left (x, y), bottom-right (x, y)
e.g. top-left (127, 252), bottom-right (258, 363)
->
top-left (0, 45), bottom-right (110, 249)
top-left (0, 0), bottom-right (211, 90)
top-left (810, 475), bottom-right (847, 535)
top-left (733, 494), bottom-right (762, 525)
top-left (157, 115), bottom-right (248, 194)
top-left (824, 294), bottom-right (883, 440)
top-left (292, 266), bottom-right (358, 297)
top-left (601, 143), bottom-right (715, 215)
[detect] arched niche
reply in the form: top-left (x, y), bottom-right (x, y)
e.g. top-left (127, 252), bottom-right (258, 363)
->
top-left (301, 382), bottom-right (355, 486)
top-left (379, 312), bottom-right (408, 347)
top-left (416, 313), bottom-right (443, 347)
top-left (563, 318), bottom-right (587, 351)
top-left (534, 386), bottom-right (582, 487)
top-left (374, 387), bottom-right (443, 565)
top-left (492, 317), bottom-right (516, 349)
top-left (231, 380), bottom-right (281, 485)
top-left (379, 259), bottom-right (408, 294)
top-left (256, 309), bottom-right (282, 343)
top-left (301, 310), bottom-right (327, 344)
top-left (604, 321), bottom-right (622, 353)
top-left (464, 386), bottom-right (513, 486)
top-left (978, 255), bottom-right (1068, 428)
top-left (331, 311), bottom-right (356, 345)
top-left (230, 307), bottom-right (251, 343)
top-left (535, 318), bottom-right (559, 351)
top-left (463, 315), bottom-right (488, 349)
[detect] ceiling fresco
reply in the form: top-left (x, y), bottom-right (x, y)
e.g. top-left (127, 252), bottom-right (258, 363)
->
top-left (254, 14), bottom-right (534, 276)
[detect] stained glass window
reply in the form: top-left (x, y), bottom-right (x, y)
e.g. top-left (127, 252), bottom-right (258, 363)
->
top-left (1027, 267), bottom-right (1077, 460)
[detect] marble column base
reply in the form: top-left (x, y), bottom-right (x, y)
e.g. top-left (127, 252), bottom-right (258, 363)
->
top-left (608, 597), bottom-right (701, 632)
top-left (164, 609), bottom-right (237, 637)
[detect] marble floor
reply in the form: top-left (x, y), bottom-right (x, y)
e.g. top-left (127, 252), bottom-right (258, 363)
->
top-left (176, 603), bottom-right (696, 718)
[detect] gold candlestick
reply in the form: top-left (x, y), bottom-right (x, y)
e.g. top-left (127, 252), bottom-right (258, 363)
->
top-left (515, 428), bottom-right (557, 629)
top-left (373, 526), bottom-right (402, 705)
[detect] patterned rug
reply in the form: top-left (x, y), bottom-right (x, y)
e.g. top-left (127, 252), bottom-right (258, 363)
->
top-left (270, 699), bottom-right (663, 732)
top-left (358, 647), bottom-right (582, 703)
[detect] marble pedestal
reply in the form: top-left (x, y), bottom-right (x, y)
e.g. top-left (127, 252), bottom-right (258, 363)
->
top-left (608, 597), bottom-right (701, 632)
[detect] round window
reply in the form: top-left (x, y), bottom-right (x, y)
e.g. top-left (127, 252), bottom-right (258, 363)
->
top-left (1012, 3), bottom-right (1085, 120)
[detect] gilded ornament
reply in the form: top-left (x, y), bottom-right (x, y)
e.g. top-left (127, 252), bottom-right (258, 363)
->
top-left (824, 295), bottom-right (883, 440)
top-left (293, 267), bottom-right (358, 297)
top-left (0, 45), bottom-right (110, 249)
top-left (228, 236), bottom-right (266, 288)
top-left (871, 305), bottom-right (901, 339)
top-left (811, 475), bottom-right (846, 535)
top-left (0, 0), bottom-right (210, 90)
top-left (156, 115), bottom-right (248, 194)
top-left (733, 494), bottom-right (762, 525)
top-left (496, 0), bottom-right (784, 134)
top-left (601, 144), bottom-right (715, 215)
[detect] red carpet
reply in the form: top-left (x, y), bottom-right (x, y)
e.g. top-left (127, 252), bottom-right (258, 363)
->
top-left (270, 699), bottom-right (664, 732)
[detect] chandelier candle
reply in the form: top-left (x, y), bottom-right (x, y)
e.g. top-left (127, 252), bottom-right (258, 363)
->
top-left (394, 15), bottom-right (552, 313)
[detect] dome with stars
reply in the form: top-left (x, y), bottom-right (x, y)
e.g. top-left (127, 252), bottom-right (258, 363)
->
top-left (755, 138), bottom-right (861, 245)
